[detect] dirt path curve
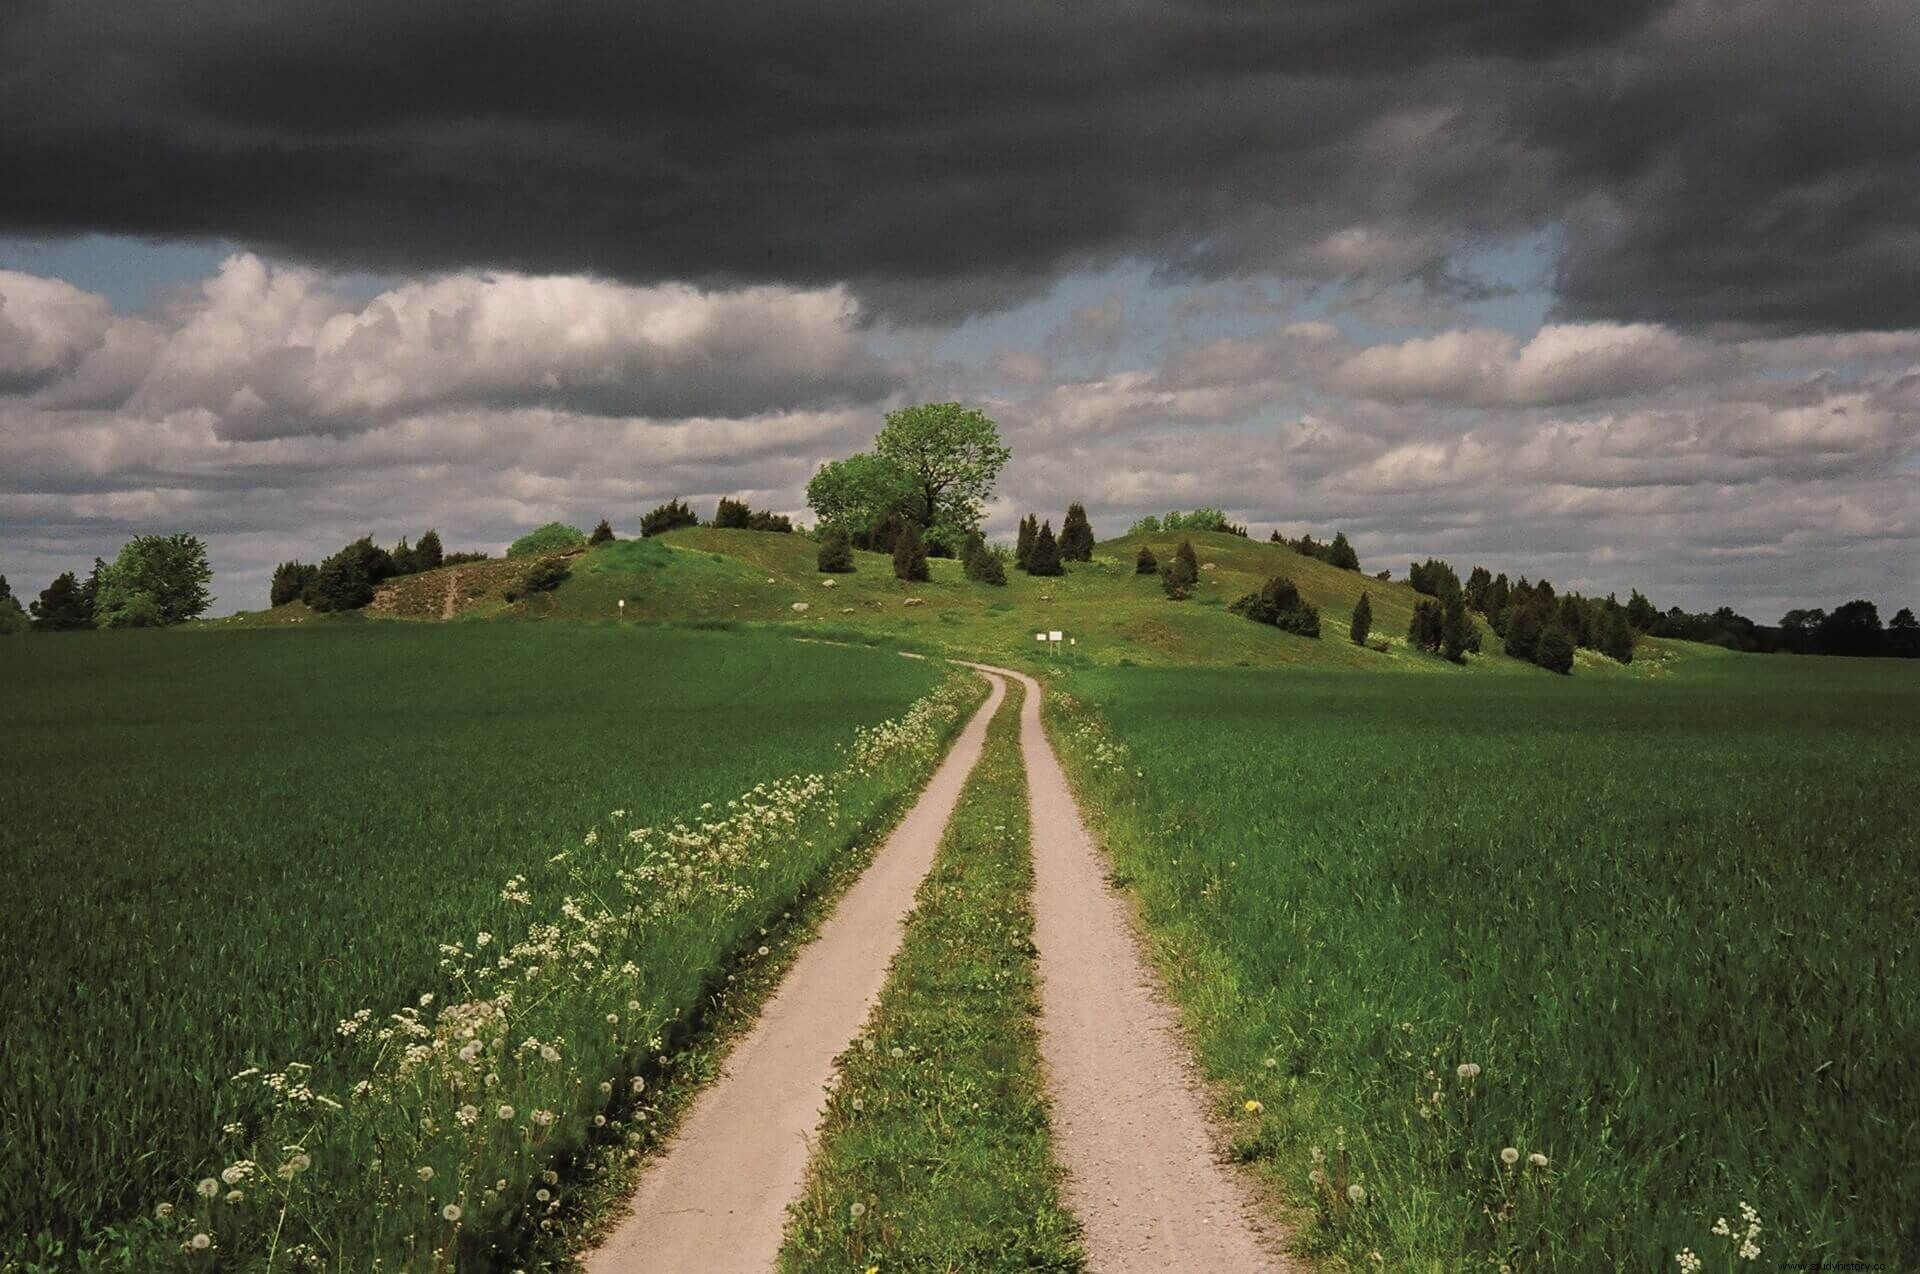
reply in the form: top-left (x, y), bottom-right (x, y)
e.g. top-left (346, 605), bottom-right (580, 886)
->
top-left (586, 668), bottom-right (1007, 1274)
top-left (967, 663), bottom-right (1292, 1272)
top-left (440, 569), bottom-right (461, 620)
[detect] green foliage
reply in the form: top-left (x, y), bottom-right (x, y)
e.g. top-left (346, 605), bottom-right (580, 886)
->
top-left (307, 537), bottom-right (395, 612)
top-left (1128, 514), bottom-right (1162, 535)
top-left (1350, 590), bottom-right (1372, 645)
top-left (1157, 508), bottom-right (1232, 533)
top-left (816, 525), bottom-right (855, 573)
top-left (1135, 544), bottom-right (1158, 575)
top-left (746, 509), bottom-right (793, 533)
top-left (805, 452), bottom-right (924, 535)
top-left (505, 558), bottom-right (571, 601)
top-left (1814, 599), bottom-right (1888, 657)
top-left (29, 571), bottom-right (94, 630)
top-left (1627, 589), bottom-right (1658, 631)
top-left (270, 561), bottom-right (318, 607)
top-left (780, 686), bottom-right (1083, 1270)
top-left (1536, 623), bottom-right (1576, 673)
top-left (1050, 659), bottom-right (1920, 1271)
top-left (507, 521), bottom-right (587, 557)
top-left (588, 518), bottom-right (616, 545)
top-left (0, 595), bottom-right (25, 635)
top-left (415, 529), bottom-right (444, 569)
top-left (1230, 575), bottom-right (1321, 637)
top-left (1015, 514), bottom-right (1037, 568)
top-left (1598, 606), bottom-right (1636, 664)
top-left (1441, 596), bottom-right (1481, 663)
top-left (1023, 520), bottom-right (1064, 577)
top-left (962, 533), bottom-right (1007, 585)
top-left (92, 533), bottom-right (214, 627)
top-left (1408, 557), bottom-right (1462, 601)
top-left (1326, 531), bottom-right (1360, 572)
top-left (892, 520), bottom-right (930, 582)
top-left (1160, 538), bottom-right (1199, 599)
top-left (1409, 599), bottom-right (1444, 653)
top-left (1059, 502), bottom-right (1095, 561)
top-left (641, 498), bottom-right (701, 537)
top-left (873, 401), bottom-right (1011, 538)
top-left (712, 496), bottom-right (751, 529)
top-left (0, 626), bottom-right (949, 1266)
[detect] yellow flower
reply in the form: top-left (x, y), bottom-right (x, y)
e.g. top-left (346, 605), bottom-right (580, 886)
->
top-left (1244, 1099), bottom-right (1264, 1115)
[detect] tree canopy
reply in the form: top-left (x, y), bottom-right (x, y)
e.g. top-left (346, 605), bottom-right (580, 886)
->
top-left (872, 402), bottom-right (1010, 541)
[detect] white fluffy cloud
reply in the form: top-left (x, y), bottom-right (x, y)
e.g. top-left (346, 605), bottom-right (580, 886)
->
top-left (3, 257), bottom-right (1917, 621)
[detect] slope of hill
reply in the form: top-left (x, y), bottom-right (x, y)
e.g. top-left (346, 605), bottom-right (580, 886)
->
top-left (315, 527), bottom-right (1677, 675)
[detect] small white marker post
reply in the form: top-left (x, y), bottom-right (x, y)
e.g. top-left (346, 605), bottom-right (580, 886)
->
top-left (618, 598), bottom-right (626, 620)
top-left (1048, 630), bottom-right (1064, 660)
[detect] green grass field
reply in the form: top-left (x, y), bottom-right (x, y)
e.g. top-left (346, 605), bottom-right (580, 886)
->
top-left (0, 624), bottom-right (950, 1266)
top-left (1048, 653), bottom-right (1920, 1269)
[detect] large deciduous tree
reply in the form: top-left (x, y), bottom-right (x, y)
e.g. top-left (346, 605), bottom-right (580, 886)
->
top-left (804, 452), bottom-right (925, 540)
top-left (872, 402), bottom-right (1011, 542)
top-left (93, 533), bottom-right (214, 627)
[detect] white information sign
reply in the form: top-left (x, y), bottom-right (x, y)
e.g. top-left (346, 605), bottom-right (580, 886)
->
top-left (1048, 630), bottom-right (1063, 642)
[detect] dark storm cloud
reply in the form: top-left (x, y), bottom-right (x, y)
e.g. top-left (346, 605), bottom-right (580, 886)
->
top-left (5, 0), bottom-right (1809, 325)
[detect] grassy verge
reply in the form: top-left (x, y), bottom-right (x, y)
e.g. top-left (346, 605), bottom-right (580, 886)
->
top-left (1, 625), bottom-right (973, 1269)
top-left (1045, 658), bottom-right (1920, 1271)
top-left (780, 678), bottom-right (1084, 1272)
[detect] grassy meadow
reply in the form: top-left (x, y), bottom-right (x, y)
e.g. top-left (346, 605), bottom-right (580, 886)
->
top-left (318, 527), bottom-right (1681, 677)
top-left (1048, 652), bottom-right (1920, 1269)
top-left (0, 624), bottom-right (954, 1267)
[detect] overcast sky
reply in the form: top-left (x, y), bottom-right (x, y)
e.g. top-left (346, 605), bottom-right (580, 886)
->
top-left (3, 0), bottom-right (1916, 618)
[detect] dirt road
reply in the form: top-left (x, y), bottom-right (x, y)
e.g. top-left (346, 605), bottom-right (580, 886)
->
top-left (586, 669), bottom-right (1006, 1274)
top-left (971, 662), bottom-right (1289, 1272)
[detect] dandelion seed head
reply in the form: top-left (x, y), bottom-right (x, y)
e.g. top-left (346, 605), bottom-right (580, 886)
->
top-left (1347, 1184), bottom-right (1367, 1204)
top-left (850, 1201), bottom-right (867, 1219)
top-left (1501, 1147), bottom-right (1520, 1166)
top-left (197, 1178), bottom-right (219, 1198)
top-left (1528, 1153), bottom-right (1549, 1168)
top-left (190, 1233), bottom-right (212, 1252)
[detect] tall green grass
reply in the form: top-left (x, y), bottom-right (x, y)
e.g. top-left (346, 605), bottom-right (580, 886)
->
top-left (1048, 653), bottom-right (1920, 1269)
top-left (0, 625), bottom-right (946, 1266)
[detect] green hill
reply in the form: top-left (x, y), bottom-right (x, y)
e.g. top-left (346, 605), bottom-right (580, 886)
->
top-left (322, 527), bottom-right (1683, 676)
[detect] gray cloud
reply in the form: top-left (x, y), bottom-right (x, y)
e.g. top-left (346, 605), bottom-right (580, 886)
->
top-left (11, 0), bottom-right (1916, 331)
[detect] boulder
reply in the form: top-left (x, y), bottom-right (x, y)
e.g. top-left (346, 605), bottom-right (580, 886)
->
top-left (791, 601), bottom-right (810, 613)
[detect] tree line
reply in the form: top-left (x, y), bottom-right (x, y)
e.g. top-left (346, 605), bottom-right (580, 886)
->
top-left (2, 534), bottom-right (214, 631)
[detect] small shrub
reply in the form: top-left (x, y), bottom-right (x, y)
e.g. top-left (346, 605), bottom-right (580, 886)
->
top-left (817, 525), bottom-right (856, 573)
top-left (1230, 575), bottom-right (1320, 637)
top-left (1136, 545), bottom-right (1158, 575)
top-left (507, 559), bottom-right (571, 601)
top-left (1024, 521), bottom-right (1064, 577)
top-left (963, 534), bottom-right (1007, 585)
top-left (508, 522), bottom-right (586, 557)
top-left (1160, 538), bottom-right (1198, 599)
top-left (1536, 623), bottom-right (1576, 674)
top-left (588, 518), bottom-right (616, 545)
top-left (893, 521), bottom-right (930, 582)
top-left (641, 498), bottom-right (700, 537)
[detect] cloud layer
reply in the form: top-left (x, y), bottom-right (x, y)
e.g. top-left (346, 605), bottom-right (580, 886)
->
top-left (4, 257), bottom-right (1914, 621)
top-left (5, 0), bottom-right (1917, 329)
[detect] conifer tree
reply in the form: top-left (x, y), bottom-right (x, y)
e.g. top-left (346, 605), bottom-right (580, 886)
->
top-left (1441, 596), bottom-right (1481, 662)
top-left (1161, 538), bottom-right (1198, 598)
top-left (588, 518), bottom-right (615, 545)
top-left (416, 528), bottom-right (445, 568)
top-left (817, 525), bottom-right (855, 573)
top-left (1015, 514), bottom-right (1037, 569)
top-left (1025, 520), bottom-right (1064, 576)
top-left (892, 520), bottom-right (930, 581)
top-left (1350, 590), bottom-right (1372, 645)
top-left (1135, 544), bottom-right (1158, 575)
top-left (1327, 530), bottom-right (1360, 571)
top-left (1059, 502), bottom-right (1095, 561)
